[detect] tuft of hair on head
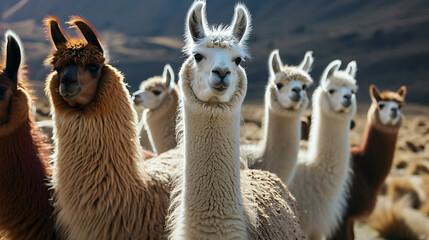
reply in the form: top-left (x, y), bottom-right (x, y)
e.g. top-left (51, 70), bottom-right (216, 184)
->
top-left (298, 51), bottom-right (314, 73)
top-left (320, 59), bottom-right (341, 89)
top-left (67, 16), bottom-right (104, 55)
top-left (3, 30), bottom-right (24, 87)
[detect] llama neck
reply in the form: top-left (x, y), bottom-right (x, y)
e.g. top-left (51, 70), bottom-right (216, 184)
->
top-left (357, 113), bottom-right (399, 182)
top-left (182, 102), bottom-right (246, 237)
top-left (145, 88), bottom-right (178, 154)
top-left (260, 105), bottom-right (301, 184)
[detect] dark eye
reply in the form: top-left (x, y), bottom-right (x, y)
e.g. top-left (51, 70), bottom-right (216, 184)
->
top-left (379, 103), bottom-right (385, 109)
top-left (194, 53), bottom-right (203, 62)
top-left (234, 57), bottom-right (242, 65)
top-left (152, 90), bottom-right (161, 96)
top-left (0, 86), bottom-right (7, 96)
top-left (276, 83), bottom-right (283, 90)
top-left (328, 89), bottom-right (336, 94)
top-left (88, 64), bottom-right (100, 72)
top-left (302, 84), bottom-right (307, 90)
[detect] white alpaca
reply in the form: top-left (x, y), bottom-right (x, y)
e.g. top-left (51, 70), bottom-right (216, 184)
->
top-left (166, 2), bottom-right (305, 239)
top-left (242, 50), bottom-right (314, 185)
top-left (288, 60), bottom-right (358, 239)
top-left (132, 64), bottom-right (179, 155)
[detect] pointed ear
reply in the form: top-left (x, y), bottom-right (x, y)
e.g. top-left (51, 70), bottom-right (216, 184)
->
top-left (163, 64), bottom-right (174, 92)
top-left (4, 30), bottom-right (23, 86)
top-left (369, 84), bottom-right (382, 102)
top-left (268, 49), bottom-right (283, 78)
top-left (45, 17), bottom-right (68, 50)
top-left (69, 17), bottom-right (103, 54)
top-left (321, 60), bottom-right (341, 88)
top-left (298, 51), bottom-right (314, 73)
top-left (230, 3), bottom-right (251, 44)
top-left (345, 60), bottom-right (357, 78)
top-left (186, 1), bottom-right (206, 43)
top-left (397, 86), bottom-right (407, 98)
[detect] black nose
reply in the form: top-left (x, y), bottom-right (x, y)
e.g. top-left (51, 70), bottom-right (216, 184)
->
top-left (292, 87), bottom-right (302, 94)
top-left (291, 87), bottom-right (302, 102)
top-left (343, 94), bottom-right (351, 100)
top-left (212, 68), bottom-right (231, 79)
top-left (390, 108), bottom-right (398, 118)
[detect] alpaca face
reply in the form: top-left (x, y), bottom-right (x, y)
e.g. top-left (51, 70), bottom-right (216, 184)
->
top-left (269, 50), bottom-right (313, 110)
top-left (133, 64), bottom-right (174, 109)
top-left (55, 63), bottom-right (102, 107)
top-left (0, 31), bottom-right (21, 124)
top-left (46, 17), bottom-right (105, 108)
top-left (370, 85), bottom-right (406, 126)
top-left (184, 2), bottom-right (251, 104)
top-left (321, 60), bottom-right (358, 113)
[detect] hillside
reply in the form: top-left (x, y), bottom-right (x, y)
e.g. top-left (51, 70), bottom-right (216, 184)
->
top-left (1, 0), bottom-right (428, 104)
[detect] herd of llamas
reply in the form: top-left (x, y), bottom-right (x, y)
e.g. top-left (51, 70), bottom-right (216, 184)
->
top-left (0, 1), bottom-right (428, 240)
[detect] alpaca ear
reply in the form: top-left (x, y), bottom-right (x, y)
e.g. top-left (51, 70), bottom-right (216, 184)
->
top-left (321, 60), bottom-right (341, 88)
top-left (268, 49), bottom-right (283, 78)
top-left (369, 84), bottom-right (382, 102)
top-left (397, 86), bottom-right (407, 98)
top-left (298, 51), bottom-right (314, 73)
top-left (45, 17), bottom-right (68, 50)
top-left (345, 60), bottom-right (357, 78)
top-left (186, 1), bottom-right (206, 43)
top-left (69, 17), bottom-right (103, 55)
top-left (163, 64), bottom-right (174, 93)
top-left (4, 30), bottom-right (22, 86)
top-left (230, 3), bottom-right (251, 44)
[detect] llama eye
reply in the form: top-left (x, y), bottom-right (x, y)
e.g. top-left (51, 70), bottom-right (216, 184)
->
top-left (194, 53), bottom-right (203, 62)
top-left (152, 90), bottom-right (161, 96)
top-left (328, 89), bottom-right (336, 94)
top-left (234, 57), bottom-right (242, 65)
top-left (379, 103), bottom-right (385, 109)
top-left (0, 86), bottom-right (7, 96)
top-left (276, 83), bottom-right (283, 90)
top-left (88, 64), bottom-right (100, 72)
top-left (302, 84), bottom-right (307, 90)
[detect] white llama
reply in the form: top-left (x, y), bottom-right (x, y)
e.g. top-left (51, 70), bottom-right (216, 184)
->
top-left (166, 2), bottom-right (305, 239)
top-left (288, 60), bottom-right (358, 239)
top-left (133, 64), bottom-right (179, 155)
top-left (242, 50), bottom-right (314, 185)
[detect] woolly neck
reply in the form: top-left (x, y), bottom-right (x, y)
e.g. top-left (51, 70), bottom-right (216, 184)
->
top-left (257, 85), bottom-right (307, 184)
top-left (0, 89), bottom-right (55, 240)
top-left (179, 57), bottom-right (247, 238)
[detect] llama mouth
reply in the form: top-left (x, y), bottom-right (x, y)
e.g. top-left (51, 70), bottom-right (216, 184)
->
top-left (61, 90), bottom-right (80, 100)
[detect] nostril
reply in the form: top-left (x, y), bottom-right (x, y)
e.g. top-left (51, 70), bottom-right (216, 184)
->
top-left (292, 87), bottom-right (302, 94)
top-left (391, 108), bottom-right (398, 112)
top-left (212, 68), bottom-right (230, 78)
top-left (344, 94), bottom-right (351, 100)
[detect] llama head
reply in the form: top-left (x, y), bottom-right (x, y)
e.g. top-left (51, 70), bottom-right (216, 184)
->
top-left (45, 16), bottom-right (105, 108)
top-left (320, 60), bottom-right (358, 115)
top-left (132, 64), bottom-right (175, 110)
top-left (268, 50), bottom-right (313, 114)
top-left (180, 1), bottom-right (251, 107)
top-left (0, 30), bottom-right (23, 124)
top-left (369, 84), bottom-right (406, 126)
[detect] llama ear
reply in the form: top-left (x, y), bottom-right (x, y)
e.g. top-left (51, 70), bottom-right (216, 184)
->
top-left (298, 51), bottom-right (314, 73)
top-left (230, 3), bottom-right (251, 44)
top-left (69, 17), bottom-right (103, 55)
top-left (186, 1), bottom-right (206, 43)
top-left (45, 17), bottom-right (68, 50)
top-left (345, 60), bottom-right (357, 78)
top-left (163, 64), bottom-right (174, 93)
top-left (321, 60), bottom-right (341, 88)
top-left (369, 84), bottom-right (382, 102)
top-left (397, 86), bottom-right (407, 98)
top-left (268, 49), bottom-right (283, 78)
top-left (4, 30), bottom-right (23, 86)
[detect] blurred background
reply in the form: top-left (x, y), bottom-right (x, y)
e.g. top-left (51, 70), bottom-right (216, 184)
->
top-left (0, 0), bottom-right (428, 105)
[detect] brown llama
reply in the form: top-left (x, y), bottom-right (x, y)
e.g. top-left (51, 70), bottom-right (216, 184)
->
top-left (45, 17), bottom-right (171, 239)
top-left (329, 84), bottom-right (407, 240)
top-left (0, 31), bottom-right (57, 239)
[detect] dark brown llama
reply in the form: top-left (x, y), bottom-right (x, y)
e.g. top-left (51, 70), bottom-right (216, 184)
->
top-left (329, 84), bottom-right (407, 240)
top-left (0, 31), bottom-right (57, 240)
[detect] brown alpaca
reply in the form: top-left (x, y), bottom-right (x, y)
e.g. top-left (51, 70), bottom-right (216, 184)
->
top-left (45, 17), bottom-right (170, 239)
top-left (0, 31), bottom-right (57, 240)
top-left (329, 85), bottom-right (407, 240)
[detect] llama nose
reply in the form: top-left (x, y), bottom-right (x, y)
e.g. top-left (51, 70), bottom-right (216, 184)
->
top-left (132, 93), bottom-right (142, 104)
top-left (291, 87), bottom-right (302, 102)
top-left (342, 94), bottom-right (352, 107)
top-left (390, 108), bottom-right (398, 118)
top-left (212, 68), bottom-right (231, 79)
